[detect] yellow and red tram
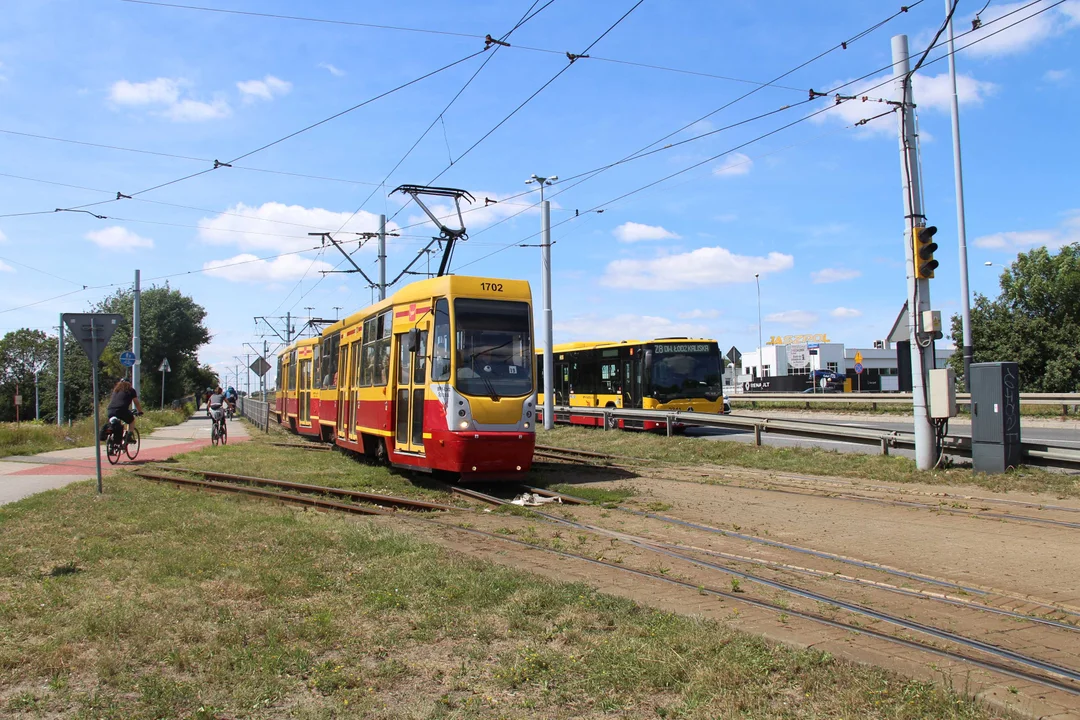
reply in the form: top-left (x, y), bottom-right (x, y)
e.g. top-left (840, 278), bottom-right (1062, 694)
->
top-left (274, 275), bottom-right (536, 479)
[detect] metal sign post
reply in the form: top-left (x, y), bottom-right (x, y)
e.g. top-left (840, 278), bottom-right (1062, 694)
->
top-left (62, 313), bottom-right (123, 494)
top-left (159, 358), bottom-right (171, 409)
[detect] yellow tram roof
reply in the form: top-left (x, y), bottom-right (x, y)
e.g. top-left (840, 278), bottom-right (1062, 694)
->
top-left (341, 275), bottom-right (533, 329)
top-left (542, 338), bottom-right (719, 354)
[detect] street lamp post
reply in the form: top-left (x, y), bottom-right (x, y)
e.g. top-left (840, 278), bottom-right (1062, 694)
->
top-left (526, 173), bottom-right (557, 431)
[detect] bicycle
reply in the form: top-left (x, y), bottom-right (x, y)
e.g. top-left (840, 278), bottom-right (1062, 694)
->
top-left (210, 407), bottom-right (228, 446)
top-left (105, 414), bottom-right (141, 464)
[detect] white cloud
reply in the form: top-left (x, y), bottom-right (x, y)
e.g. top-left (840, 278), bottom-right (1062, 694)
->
top-left (0, 260), bottom-right (13, 273)
top-left (812, 268), bottom-right (862, 284)
top-left (555, 313), bottom-right (710, 342)
top-left (162, 98), bottom-right (231, 121)
top-left (766, 310), bottom-right (818, 327)
top-left (203, 253), bottom-right (335, 283)
top-left (601, 246), bottom-right (793, 290)
top-left (319, 63), bottom-right (346, 77)
top-left (109, 77), bottom-right (181, 105)
top-left (237, 75), bottom-right (292, 102)
top-left (831, 307), bottom-right (863, 318)
top-left (85, 226), bottom-right (154, 249)
top-left (961, 0), bottom-right (1080, 57)
top-left (974, 212), bottom-right (1080, 250)
top-left (1044, 68), bottom-right (1071, 83)
top-left (812, 71), bottom-right (996, 136)
top-left (613, 221), bottom-right (680, 243)
top-left (712, 152), bottom-right (753, 177)
top-left (108, 77), bottom-right (231, 122)
top-left (198, 202), bottom-right (398, 253)
top-left (678, 308), bottom-right (720, 319)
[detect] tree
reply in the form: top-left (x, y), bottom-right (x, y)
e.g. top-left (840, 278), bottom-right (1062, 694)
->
top-left (94, 284), bottom-right (212, 407)
top-left (949, 243), bottom-right (1080, 392)
top-left (0, 329), bottom-right (56, 422)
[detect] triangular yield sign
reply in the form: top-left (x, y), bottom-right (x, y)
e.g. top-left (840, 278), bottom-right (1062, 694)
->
top-left (62, 313), bottom-right (124, 365)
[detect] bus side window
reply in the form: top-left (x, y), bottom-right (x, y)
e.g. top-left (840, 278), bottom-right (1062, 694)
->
top-left (431, 298), bottom-right (451, 381)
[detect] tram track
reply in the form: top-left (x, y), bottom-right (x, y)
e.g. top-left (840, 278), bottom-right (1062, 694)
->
top-left (131, 460), bottom-right (1080, 700)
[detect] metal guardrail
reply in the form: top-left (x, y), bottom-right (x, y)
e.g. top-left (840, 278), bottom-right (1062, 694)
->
top-left (237, 397), bottom-right (271, 433)
top-left (731, 392), bottom-right (1080, 411)
top-left (544, 405), bottom-right (1080, 471)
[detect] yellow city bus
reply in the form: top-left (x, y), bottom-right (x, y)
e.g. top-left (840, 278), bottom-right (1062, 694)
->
top-left (537, 338), bottom-right (728, 430)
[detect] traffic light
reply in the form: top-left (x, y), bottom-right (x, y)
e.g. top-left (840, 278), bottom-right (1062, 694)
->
top-left (912, 225), bottom-right (939, 279)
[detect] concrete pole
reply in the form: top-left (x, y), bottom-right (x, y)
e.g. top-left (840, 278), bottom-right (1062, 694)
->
top-left (91, 326), bottom-right (103, 494)
top-left (57, 315), bottom-right (65, 425)
top-left (945, 1), bottom-right (974, 390)
top-left (263, 340), bottom-right (268, 399)
top-left (34, 370), bottom-right (40, 421)
top-left (755, 273), bottom-right (763, 379)
top-left (541, 195), bottom-right (554, 431)
top-left (285, 311), bottom-right (291, 344)
top-left (132, 269), bottom-right (141, 395)
top-left (378, 213), bottom-right (387, 300)
top-left (246, 353), bottom-right (251, 396)
top-left (893, 35), bottom-right (936, 470)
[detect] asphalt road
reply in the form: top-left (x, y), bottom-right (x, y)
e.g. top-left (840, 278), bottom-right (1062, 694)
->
top-left (685, 414), bottom-right (1079, 459)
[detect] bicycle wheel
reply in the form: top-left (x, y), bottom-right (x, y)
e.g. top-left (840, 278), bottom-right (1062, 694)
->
top-left (220, 423), bottom-right (228, 445)
top-left (211, 423), bottom-right (219, 446)
top-left (125, 427), bottom-right (141, 460)
top-left (106, 437), bottom-right (122, 465)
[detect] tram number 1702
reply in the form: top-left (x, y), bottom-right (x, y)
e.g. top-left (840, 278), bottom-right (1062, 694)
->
top-left (480, 282), bottom-right (504, 292)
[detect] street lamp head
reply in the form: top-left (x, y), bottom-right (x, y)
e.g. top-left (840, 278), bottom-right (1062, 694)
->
top-left (548, 175), bottom-right (558, 182)
top-left (984, 261), bottom-right (993, 266)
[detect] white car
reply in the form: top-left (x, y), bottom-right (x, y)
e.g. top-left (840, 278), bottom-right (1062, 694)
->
top-left (722, 395), bottom-right (731, 414)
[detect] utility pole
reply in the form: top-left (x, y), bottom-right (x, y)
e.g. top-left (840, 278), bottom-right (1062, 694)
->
top-left (893, 34), bottom-right (936, 471)
top-left (57, 315), bottom-right (64, 425)
top-left (527, 174), bottom-right (557, 431)
top-left (755, 273), bottom-right (763, 379)
top-left (945, 0), bottom-right (973, 389)
top-left (263, 339), bottom-right (268, 398)
top-left (333, 306), bottom-right (342, 320)
top-left (285, 311), bottom-right (291, 344)
top-left (245, 353), bottom-right (251, 396)
top-left (378, 213), bottom-right (387, 300)
top-left (34, 369), bottom-right (40, 420)
top-left (132, 269), bottom-right (141, 395)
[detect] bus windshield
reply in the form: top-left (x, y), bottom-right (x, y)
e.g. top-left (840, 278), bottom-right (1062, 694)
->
top-left (650, 343), bottom-right (723, 403)
top-left (454, 298), bottom-right (533, 399)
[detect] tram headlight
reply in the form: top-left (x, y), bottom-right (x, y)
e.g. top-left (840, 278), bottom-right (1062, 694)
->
top-left (523, 422), bottom-right (530, 429)
top-left (459, 420), bottom-right (469, 429)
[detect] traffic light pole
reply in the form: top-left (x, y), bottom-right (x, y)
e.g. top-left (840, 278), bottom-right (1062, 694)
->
top-left (893, 35), bottom-right (936, 471)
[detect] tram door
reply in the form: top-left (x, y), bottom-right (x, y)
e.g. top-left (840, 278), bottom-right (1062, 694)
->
top-left (347, 343), bottom-right (360, 441)
top-left (622, 348), bottom-right (643, 409)
top-left (395, 327), bottom-right (428, 453)
top-left (336, 341), bottom-right (350, 438)
top-left (298, 359), bottom-right (312, 425)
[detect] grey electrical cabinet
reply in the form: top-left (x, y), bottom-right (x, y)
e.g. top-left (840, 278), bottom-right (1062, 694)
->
top-left (970, 362), bottom-right (1021, 473)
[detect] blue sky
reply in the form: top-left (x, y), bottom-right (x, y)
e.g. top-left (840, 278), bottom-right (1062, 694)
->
top-left (1, 0), bottom-right (1078, 386)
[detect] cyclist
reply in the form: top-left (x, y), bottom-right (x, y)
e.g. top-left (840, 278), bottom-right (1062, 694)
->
top-left (107, 380), bottom-right (143, 441)
top-left (208, 386), bottom-right (227, 433)
top-left (224, 386), bottom-right (238, 416)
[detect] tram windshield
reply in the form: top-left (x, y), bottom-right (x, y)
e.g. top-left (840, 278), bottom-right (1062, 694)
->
top-left (650, 343), bottom-right (724, 402)
top-left (454, 298), bottom-right (533, 399)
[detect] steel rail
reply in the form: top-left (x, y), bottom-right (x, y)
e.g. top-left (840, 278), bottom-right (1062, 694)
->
top-left (433, 486), bottom-right (1080, 691)
top-left (730, 391), bottom-right (1080, 407)
top-left (433, 519), bottom-right (1080, 697)
top-left (134, 471), bottom-right (388, 515)
top-left (148, 466), bottom-right (454, 511)
top-left (266, 441), bottom-right (332, 451)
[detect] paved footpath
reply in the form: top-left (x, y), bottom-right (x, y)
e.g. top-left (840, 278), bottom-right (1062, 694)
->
top-left (0, 413), bottom-right (250, 505)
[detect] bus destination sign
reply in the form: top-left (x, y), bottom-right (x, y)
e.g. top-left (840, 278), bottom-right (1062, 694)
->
top-left (654, 343), bottom-right (712, 354)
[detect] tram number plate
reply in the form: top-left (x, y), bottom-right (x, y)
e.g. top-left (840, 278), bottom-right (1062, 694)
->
top-left (480, 282), bottom-right (504, 292)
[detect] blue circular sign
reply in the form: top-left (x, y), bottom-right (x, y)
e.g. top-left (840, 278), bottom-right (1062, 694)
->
top-left (120, 351), bottom-right (136, 367)
top-left (854, 362), bottom-right (864, 374)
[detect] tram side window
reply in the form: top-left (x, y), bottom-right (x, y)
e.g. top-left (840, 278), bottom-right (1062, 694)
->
top-left (312, 343), bottom-right (322, 390)
top-left (322, 332), bottom-right (340, 389)
top-left (360, 317), bottom-right (377, 387)
top-left (374, 311), bottom-right (391, 386)
top-left (276, 357), bottom-right (283, 391)
top-left (431, 298), bottom-right (451, 381)
top-left (288, 351), bottom-right (297, 390)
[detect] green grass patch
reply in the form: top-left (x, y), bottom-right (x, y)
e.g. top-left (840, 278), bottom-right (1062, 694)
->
top-left (0, 406), bottom-right (191, 459)
top-left (538, 426), bottom-right (1080, 497)
top-left (547, 483), bottom-right (635, 504)
top-left (0, 471), bottom-right (1009, 719)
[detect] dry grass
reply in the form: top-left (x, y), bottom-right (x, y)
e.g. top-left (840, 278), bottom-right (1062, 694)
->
top-left (538, 426), bottom-right (1080, 498)
top-left (0, 438), bottom-right (1014, 719)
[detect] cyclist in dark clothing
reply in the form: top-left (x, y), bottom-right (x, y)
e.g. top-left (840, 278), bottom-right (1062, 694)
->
top-left (107, 380), bottom-right (143, 435)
